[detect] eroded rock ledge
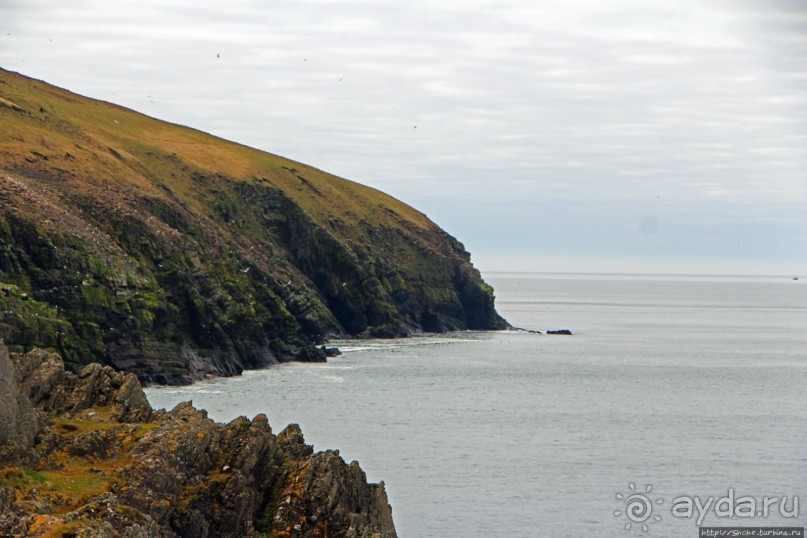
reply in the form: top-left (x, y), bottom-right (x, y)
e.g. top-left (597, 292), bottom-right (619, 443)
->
top-left (0, 344), bottom-right (396, 537)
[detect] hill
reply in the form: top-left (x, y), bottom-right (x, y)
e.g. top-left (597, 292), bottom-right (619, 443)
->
top-left (0, 68), bottom-right (506, 384)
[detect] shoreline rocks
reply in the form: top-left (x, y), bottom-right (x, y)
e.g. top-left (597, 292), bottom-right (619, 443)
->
top-left (0, 343), bottom-right (397, 537)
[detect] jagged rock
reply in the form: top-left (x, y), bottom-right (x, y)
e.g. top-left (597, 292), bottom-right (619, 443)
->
top-left (0, 343), bottom-right (38, 457)
top-left (27, 493), bottom-right (164, 538)
top-left (11, 347), bottom-right (152, 422)
top-left (109, 404), bottom-right (396, 537)
top-left (0, 345), bottom-right (396, 537)
top-left (273, 429), bottom-right (396, 538)
top-left (277, 423), bottom-right (315, 459)
top-left (11, 347), bottom-right (66, 405)
top-left (63, 425), bottom-right (139, 460)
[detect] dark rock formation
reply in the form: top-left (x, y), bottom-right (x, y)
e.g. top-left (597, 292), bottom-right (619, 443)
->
top-left (275, 425), bottom-right (396, 537)
top-left (321, 345), bottom-right (342, 357)
top-left (513, 326), bottom-right (542, 334)
top-left (13, 347), bottom-right (152, 423)
top-left (0, 344), bottom-right (397, 537)
top-left (546, 329), bottom-right (573, 335)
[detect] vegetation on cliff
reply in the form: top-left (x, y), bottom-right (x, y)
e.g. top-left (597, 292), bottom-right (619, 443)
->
top-left (0, 343), bottom-right (396, 537)
top-left (0, 68), bottom-right (507, 384)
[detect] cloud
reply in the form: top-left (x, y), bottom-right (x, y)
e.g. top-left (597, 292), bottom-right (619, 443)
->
top-left (1, 0), bottom-right (806, 273)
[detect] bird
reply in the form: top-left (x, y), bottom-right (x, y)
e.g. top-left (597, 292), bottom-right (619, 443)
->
top-left (413, 125), bottom-right (417, 129)
top-left (217, 53), bottom-right (220, 58)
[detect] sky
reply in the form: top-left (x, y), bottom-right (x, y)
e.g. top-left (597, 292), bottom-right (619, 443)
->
top-left (1, 0), bottom-right (806, 275)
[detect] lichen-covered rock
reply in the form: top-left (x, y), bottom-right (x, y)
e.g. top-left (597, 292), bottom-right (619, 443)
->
top-left (0, 486), bottom-right (28, 537)
top-left (1, 492), bottom-right (165, 538)
top-left (10, 347), bottom-right (66, 405)
top-left (11, 347), bottom-right (152, 422)
top-left (63, 424), bottom-right (140, 460)
top-left (60, 493), bottom-right (163, 538)
top-left (273, 426), bottom-right (396, 538)
top-left (0, 344), bottom-right (397, 537)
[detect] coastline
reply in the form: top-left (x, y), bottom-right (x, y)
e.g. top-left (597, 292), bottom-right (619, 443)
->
top-left (0, 342), bottom-right (397, 537)
top-left (147, 275), bottom-right (807, 536)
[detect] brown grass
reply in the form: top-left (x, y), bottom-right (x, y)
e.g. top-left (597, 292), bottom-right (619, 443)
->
top-left (0, 67), bottom-right (433, 236)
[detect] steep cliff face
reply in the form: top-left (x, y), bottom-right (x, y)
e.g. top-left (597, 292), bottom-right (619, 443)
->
top-left (0, 68), bottom-right (507, 384)
top-left (0, 344), bottom-right (397, 537)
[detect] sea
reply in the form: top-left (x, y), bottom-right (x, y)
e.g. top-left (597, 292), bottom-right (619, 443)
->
top-left (145, 272), bottom-right (807, 537)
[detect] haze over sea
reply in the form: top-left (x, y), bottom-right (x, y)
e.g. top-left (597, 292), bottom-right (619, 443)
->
top-left (146, 273), bottom-right (807, 537)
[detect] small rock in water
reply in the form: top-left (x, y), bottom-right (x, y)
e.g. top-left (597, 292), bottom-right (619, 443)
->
top-left (321, 346), bottom-right (342, 357)
top-left (547, 329), bottom-right (573, 335)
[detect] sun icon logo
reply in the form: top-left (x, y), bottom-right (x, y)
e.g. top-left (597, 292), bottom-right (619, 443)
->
top-left (614, 482), bottom-right (664, 532)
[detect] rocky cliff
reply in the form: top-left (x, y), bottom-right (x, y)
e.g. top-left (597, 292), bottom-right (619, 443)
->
top-left (0, 68), bottom-right (507, 384)
top-left (0, 343), bottom-right (396, 537)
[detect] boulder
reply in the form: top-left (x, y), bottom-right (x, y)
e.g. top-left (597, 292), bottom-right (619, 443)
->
top-left (0, 342), bottom-right (38, 455)
top-left (11, 348), bottom-right (152, 422)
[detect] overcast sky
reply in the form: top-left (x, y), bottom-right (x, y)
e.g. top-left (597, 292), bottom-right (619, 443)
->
top-left (2, 0), bottom-right (806, 275)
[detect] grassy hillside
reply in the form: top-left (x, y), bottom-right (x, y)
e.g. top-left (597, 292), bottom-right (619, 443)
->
top-left (0, 68), bottom-right (507, 384)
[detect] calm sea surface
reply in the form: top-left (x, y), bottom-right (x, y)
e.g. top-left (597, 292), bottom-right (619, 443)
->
top-left (145, 273), bottom-right (807, 537)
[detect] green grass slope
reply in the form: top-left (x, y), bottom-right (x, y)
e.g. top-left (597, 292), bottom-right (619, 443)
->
top-left (0, 68), bottom-right (507, 384)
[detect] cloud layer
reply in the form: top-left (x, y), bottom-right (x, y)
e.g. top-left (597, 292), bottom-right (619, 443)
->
top-left (2, 0), bottom-right (806, 273)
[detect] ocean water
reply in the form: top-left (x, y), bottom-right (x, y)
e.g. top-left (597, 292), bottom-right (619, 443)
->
top-left (145, 273), bottom-right (807, 537)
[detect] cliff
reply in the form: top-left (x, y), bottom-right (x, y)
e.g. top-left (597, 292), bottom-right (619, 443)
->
top-left (0, 68), bottom-right (507, 384)
top-left (0, 343), bottom-right (396, 537)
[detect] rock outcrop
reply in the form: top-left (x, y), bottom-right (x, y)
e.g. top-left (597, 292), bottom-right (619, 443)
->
top-left (0, 344), bottom-right (397, 537)
top-left (13, 347), bottom-right (152, 423)
top-left (0, 343), bottom-right (38, 458)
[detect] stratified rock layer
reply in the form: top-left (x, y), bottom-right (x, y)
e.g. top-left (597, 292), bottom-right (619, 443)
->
top-left (0, 344), bottom-right (397, 537)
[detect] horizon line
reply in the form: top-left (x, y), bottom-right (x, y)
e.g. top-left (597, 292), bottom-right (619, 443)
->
top-left (479, 270), bottom-right (802, 279)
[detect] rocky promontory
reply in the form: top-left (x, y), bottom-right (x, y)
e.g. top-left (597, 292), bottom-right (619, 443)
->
top-left (0, 343), bottom-right (396, 537)
top-left (0, 68), bottom-right (507, 385)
